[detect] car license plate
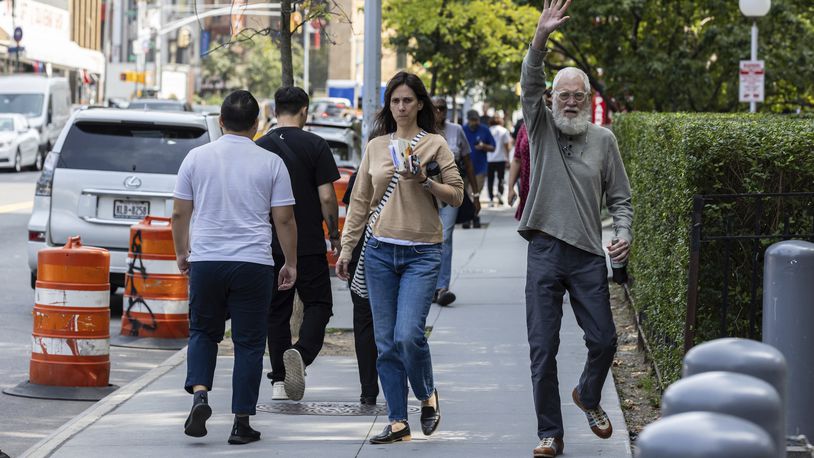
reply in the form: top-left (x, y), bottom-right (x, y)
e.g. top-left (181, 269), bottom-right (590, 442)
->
top-left (113, 200), bottom-right (149, 219)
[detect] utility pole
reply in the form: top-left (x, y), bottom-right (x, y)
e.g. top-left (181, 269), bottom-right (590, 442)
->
top-left (361, 0), bottom-right (381, 147)
top-left (101, 0), bottom-right (113, 104)
top-left (303, 20), bottom-right (310, 94)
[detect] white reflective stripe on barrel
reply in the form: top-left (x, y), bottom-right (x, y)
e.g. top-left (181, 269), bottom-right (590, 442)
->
top-left (35, 288), bottom-right (109, 309)
top-left (31, 336), bottom-right (110, 356)
top-left (123, 298), bottom-right (189, 315)
top-left (127, 256), bottom-right (182, 275)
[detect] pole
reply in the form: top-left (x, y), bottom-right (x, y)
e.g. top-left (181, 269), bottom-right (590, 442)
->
top-left (303, 20), bottom-right (310, 94)
top-left (362, 0), bottom-right (381, 147)
top-left (750, 21), bottom-right (758, 113)
top-left (102, 0), bottom-right (113, 104)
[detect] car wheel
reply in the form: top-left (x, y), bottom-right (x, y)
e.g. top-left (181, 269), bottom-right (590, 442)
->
top-left (14, 149), bottom-right (21, 173)
top-left (34, 150), bottom-right (44, 171)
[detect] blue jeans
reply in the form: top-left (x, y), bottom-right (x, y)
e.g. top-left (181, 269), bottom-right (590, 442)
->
top-left (185, 261), bottom-right (274, 415)
top-left (365, 238), bottom-right (441, 422)
top-left (436, 204), bottom-right (459, 290)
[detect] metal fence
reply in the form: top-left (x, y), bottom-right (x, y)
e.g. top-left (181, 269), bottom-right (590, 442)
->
top-left (684, 192), bottom-right (814, 352)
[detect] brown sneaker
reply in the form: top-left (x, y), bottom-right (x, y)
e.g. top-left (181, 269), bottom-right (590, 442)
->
top-left (572, 387), bottom-right (613, 439)
top-left (533, 437), bottom-right (564, 457)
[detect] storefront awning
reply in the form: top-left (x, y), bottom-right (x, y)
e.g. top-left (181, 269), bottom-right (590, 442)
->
top-left (22, 34), bottom-right (105, 75)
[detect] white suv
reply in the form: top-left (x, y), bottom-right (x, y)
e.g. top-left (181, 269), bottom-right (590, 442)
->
top-left (27, 108), bottom-right (222, 289)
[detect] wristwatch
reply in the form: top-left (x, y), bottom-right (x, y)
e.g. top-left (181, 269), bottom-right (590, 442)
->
top-left (421, 177), bottom-right (432, 191)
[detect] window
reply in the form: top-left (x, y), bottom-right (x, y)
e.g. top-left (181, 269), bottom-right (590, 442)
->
top-left (0, 94), bottom-right (45, 117)
top-left (58, 121), bottom-right (209, 173)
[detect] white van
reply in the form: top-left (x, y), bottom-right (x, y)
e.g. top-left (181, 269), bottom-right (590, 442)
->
top-left (0, 75), bottom-right (71, 169)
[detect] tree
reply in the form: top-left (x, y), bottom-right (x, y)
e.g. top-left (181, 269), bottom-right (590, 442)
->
top-left (515, 0), bottom-right (814, 112)
top-left (384, 0), bottom-right (538, 98)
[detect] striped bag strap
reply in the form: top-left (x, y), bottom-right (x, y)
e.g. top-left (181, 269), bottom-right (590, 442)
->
top-left (350, 130), bottom-right (427, 298)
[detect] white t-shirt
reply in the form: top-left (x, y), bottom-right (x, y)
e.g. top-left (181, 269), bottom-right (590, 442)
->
top-left (487, 125), bottom-right (511, 163)
top-left (174, 134), bottom-right (296, 266)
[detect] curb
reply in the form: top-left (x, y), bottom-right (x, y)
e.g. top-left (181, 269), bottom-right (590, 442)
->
top-left (21, 346), bottom-right (188, 458)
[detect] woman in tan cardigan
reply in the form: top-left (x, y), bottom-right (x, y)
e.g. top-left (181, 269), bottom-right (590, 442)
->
top-left (336, 72), bottom-right (464, 444)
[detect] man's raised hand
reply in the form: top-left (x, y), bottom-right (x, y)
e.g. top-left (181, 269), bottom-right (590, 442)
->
top-left (533, 0), bottom-right (573, 49)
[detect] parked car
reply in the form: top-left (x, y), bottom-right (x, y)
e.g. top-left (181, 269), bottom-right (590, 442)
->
top-left (0, 75), bottom-right (71, 169)
top-left (308, 97), bottom-right (355, 122)
top-left (126, 98), bottom-right (193, 112)
top-left (0, 114), bottom-right (40, 172)
top-left (27, 108), bottom-right (222, 289)
top-left (303, 119), bottom-right (362, 166)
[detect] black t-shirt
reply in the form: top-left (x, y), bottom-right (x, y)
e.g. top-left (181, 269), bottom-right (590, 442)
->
top-left (256, 127), bottom-right (340, 257)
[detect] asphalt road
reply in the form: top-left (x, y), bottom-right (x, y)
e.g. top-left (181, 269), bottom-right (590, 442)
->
top-left (0, 170), bottom-right (175, 457)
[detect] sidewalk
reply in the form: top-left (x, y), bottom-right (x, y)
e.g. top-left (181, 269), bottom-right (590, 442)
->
top-left (24, 208), bottom-right (631, 458)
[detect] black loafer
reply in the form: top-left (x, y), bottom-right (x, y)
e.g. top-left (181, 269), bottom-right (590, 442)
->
top-left (420, 389), bottom-right (441, 436)
top-left (436, 289), bottom-right (456, 306)
top-left (184, 399), bottom-right (212, 437)
top-left (369, 423), bottom-right (411, 444)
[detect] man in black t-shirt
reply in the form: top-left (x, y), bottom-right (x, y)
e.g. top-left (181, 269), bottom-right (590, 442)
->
top-left (256, 86), bottom-right (340, 401)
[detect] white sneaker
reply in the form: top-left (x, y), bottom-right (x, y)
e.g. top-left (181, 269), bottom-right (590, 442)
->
top-left (283, 348), bottom-right (306, 401)
top-left (271, 382), bottom-right (289, 400)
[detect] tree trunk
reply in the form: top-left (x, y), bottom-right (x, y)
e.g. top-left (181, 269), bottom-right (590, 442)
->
top-left (280, 0), bottom-right (294, 87)
top-left (430, 69), bottom-right (438, 96)
top-left (290, 292), bottom-right (304, 341)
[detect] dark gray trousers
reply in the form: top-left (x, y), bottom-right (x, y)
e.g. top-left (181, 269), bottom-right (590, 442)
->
top-left (525, 232), bottom-right (617, 439)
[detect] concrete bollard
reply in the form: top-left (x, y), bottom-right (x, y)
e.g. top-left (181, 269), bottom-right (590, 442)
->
top-left (683, 336), bottom-right (787, 455)
top-left (661, 371), bottom-right (784, 458)
top-left (636, 411), bottom-right (775, 458)
top-left (763, 240), bottom-right (814, 440)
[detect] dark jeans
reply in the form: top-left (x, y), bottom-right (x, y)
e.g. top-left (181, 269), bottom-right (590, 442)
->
top-left (267, 253), bottom-right (333, 383)
top-left (487, 161), bottom-right (506, 201)
top-left (185, 261), bottom-right (274, 415)
top-left (525, 233), bottom-right (617, 439)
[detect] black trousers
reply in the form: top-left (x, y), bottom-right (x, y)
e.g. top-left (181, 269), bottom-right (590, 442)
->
top-left (487, 161), bottom-right (506, 201)
top-left (267, 253), bottom-right (333, 383)
top-left (525, 232), bottom-right (617, 439)
top-left (349, 247), bottom-right (379, 398)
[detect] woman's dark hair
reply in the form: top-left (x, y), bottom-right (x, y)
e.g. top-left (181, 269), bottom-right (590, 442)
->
top-left (371, 72), bottom-right (437, 138)
top-left (220, 90), bottom-right (259, 132)
top-left (274, 86), bottom-right (310, 116)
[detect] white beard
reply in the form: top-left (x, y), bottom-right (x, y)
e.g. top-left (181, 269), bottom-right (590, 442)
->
top-left (553, 101), bottom-right (591, 136)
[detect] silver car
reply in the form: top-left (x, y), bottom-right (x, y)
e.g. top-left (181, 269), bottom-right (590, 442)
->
top-left (0, 114), bottom-right (40, 172)
top-left (27, 108), bottom-right (222, 289)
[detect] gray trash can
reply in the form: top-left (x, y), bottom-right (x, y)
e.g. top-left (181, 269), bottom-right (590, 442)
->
top-left (763, 240), bottom-right (814, 441)
top-left (636, 411), bottom-right (775, 458)
top-left (661, 371), bottom-right (783, 458)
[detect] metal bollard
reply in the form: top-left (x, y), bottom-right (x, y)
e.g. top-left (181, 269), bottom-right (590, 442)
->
top-left (636, 411), bottom-right (775, 458)
top-left (763, 240), bottom-right (814, 440)
top-left (661, 371), bottom-right (783, 458)
top-left (683, 336), bottom-right (787, 456)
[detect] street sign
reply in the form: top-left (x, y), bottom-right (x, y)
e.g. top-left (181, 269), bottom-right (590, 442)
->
top-left (13, 26), bottom-right (22, 42)
top-left (739, 60), bottom-right (765, 103)
top-left (7, 46), bottom-right (25, 54)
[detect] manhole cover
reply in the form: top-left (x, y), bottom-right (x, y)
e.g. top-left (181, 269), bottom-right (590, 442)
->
top-left (257, 401), bottom-right (421, 416)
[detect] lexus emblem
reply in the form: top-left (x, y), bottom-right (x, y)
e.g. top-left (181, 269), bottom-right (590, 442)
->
top-left (124, 176), bottom-right (142, 189)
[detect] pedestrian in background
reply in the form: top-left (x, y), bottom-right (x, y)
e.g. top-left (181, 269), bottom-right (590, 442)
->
top-left (520, 1), bottom-right (633, 457)
top-left (462, 109), bottom-right (495, 228)
top-left (431, 96), bottom-right (479, 307)
top-left (172, 90), bottom-right (298, 445)
top-left (341, 171), bottom-right (380, 406)
top-left (336, 71), bottom-right (464, 444)
top-left (487, 114), bottom-right (512, 207)
top-left (508, 122), bottom-right (530, 220)
top-left (256, 86), bottom-right (341, 402)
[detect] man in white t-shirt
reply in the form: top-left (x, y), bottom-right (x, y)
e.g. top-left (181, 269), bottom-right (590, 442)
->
top-left (171, 90), bottom-right (298, 446)
top-left (487, 115), bottom-right (513, 206)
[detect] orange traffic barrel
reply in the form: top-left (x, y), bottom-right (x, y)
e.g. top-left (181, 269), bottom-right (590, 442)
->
top-left (122, 216), bottom-right (189, 340)
top-left (30, 236), bottom-right (111, 387)
top-left (325, 167), bottom-right (354, 268)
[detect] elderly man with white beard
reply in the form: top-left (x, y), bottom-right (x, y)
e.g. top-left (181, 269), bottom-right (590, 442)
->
top-left (518, 1), bottom-right (633, 457)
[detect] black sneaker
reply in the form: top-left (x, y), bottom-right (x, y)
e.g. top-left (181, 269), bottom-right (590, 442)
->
top-left (184, 391), bottom-right (212, 438)
top-left (228, 417), bottom-right (261, 445)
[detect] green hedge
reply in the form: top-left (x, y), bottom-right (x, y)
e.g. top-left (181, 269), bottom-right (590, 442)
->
top-left (614, 113), bottom-right (814, 383)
